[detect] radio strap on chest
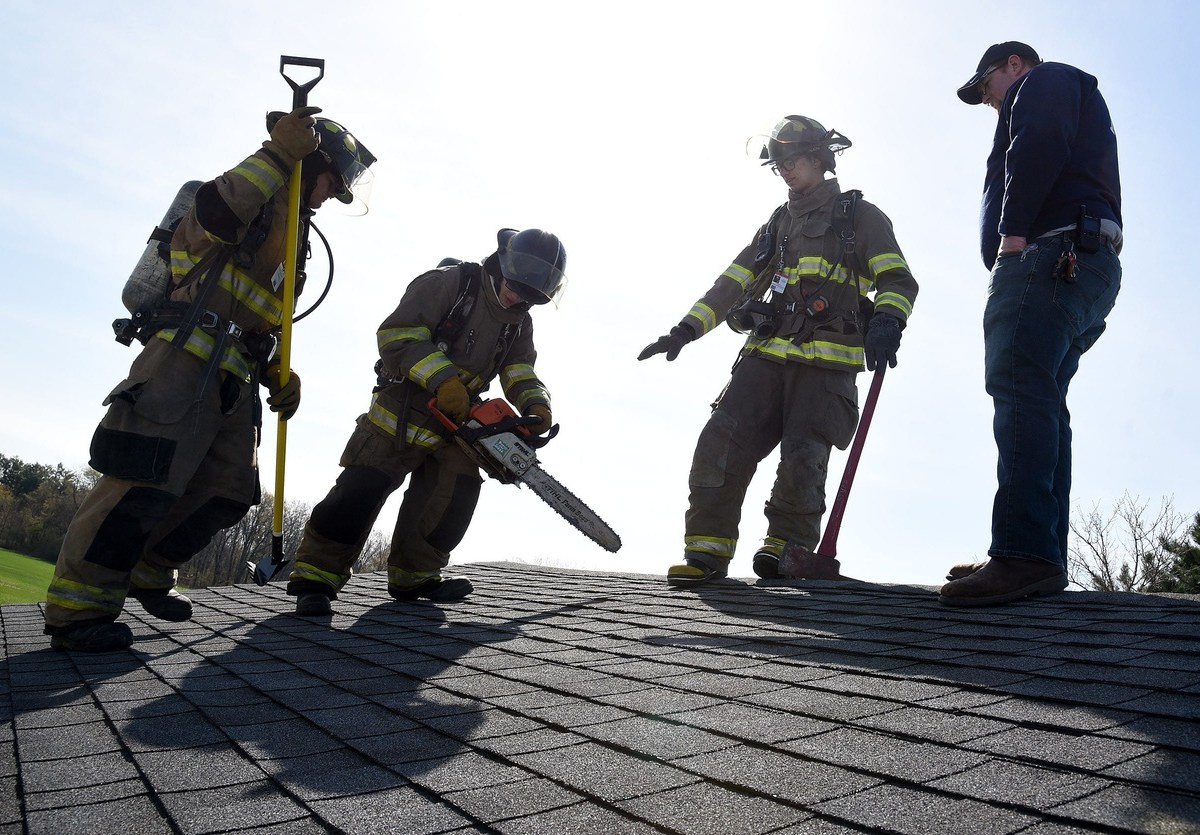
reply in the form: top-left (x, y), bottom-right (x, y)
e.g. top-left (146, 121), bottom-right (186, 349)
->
top-left (374, 261), bottom-right (522, 390)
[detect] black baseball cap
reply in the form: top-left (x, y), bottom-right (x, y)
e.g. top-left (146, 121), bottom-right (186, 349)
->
top-left (957, 41), bottom-right (1041, 104)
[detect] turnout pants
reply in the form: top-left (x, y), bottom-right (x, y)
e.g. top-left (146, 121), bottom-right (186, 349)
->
top-left (45, 340), bottom-right (259, 632)
top-left (286, 417), bottom-right (483, 598)
top-left (684, 356), bottom-right (859, 565)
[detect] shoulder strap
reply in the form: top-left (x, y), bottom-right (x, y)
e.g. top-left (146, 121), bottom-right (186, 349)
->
top-left (433, 262), bottom-right (481, 350)
top-left (832, 189), bottom-right (862, 255)
top-left (752, 202), bottom-right (789, 268)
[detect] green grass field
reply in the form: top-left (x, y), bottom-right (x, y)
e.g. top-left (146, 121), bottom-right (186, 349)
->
top-left (0, 548), bottom-right (53, 605)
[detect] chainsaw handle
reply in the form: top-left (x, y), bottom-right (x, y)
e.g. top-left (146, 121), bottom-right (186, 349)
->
top-left (428, 398), bottom-right (462, 433)
top-left (427, 398), bottom-right (545, 443)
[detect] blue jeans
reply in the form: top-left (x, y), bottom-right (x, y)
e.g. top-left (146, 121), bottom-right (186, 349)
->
top-left (984, 235), bottom-right (1121, 567)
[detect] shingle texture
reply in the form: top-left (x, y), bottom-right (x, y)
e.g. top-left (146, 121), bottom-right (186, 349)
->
top-left (3, 561), bottom-right (1199, 834)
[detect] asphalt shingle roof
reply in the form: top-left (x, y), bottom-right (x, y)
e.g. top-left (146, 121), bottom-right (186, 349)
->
top-left (3, 561), bottom-right (1199, 834)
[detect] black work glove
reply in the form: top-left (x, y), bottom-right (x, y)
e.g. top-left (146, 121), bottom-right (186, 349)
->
top-left (864, 313), bottom-right (902, 371)
top-left (637, 324), bottom-right (695, 362)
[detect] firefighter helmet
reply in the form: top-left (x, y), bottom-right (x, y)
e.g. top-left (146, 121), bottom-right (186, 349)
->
top-left (309, 118), bottom-right (376, 205)
top-left (265, 111), bottom-right (378, 211)
top-left (756, 115), bottom-right (852, 173)
top-left (496, 228), bottom-right (568, 306)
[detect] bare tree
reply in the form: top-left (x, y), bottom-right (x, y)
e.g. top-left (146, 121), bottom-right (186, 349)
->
top-left (1069, 493), bottom-right (1185, 592)
top-left (354, 529), bottom-right (391, 574)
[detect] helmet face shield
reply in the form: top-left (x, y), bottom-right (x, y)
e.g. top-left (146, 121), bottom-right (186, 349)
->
top-left (497, 228), bottom-right (568, 306)
top-left (313, 119), bottom-right (377, 214)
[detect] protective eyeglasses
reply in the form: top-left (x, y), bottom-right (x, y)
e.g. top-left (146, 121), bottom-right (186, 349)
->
top-left (769, 156), bottom-right (805, 176)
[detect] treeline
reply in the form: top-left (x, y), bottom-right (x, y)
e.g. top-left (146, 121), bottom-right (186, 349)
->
top-left (0, 453), bottom-right (389, 589)
top-left (1069, 494), bottom-right (1200, 594)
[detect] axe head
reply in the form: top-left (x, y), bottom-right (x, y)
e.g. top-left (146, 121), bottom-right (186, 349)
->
top-left (778, 543), bottom-right (844, 580)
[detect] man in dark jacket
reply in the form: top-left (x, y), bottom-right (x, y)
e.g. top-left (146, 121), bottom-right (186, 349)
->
top-left (941, 42), bottom-right (1123, 606)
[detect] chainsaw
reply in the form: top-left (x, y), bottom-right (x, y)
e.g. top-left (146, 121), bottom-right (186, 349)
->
top-left (429, 398), bottom-right (622, 552)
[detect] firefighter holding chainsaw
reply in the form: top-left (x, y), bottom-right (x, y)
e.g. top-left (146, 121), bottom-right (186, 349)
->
top-left (285, 228), bottom-right (563, 616)
top-left (639, 116), bottom-right (918, 587)
top-left (43, 107), bottom-right (376, 652)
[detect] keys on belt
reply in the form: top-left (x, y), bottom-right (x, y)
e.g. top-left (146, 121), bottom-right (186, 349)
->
top-left (1055, 239), bottom-right (1078, 283)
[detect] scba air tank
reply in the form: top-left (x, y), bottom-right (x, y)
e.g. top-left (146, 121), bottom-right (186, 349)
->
top-left (122, 180), bottom-right (203, 314)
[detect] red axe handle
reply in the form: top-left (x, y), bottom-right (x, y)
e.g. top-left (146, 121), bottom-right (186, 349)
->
top-left (813, 367), bottom-right (886, 558)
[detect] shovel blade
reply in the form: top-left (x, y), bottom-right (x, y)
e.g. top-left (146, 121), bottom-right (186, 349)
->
top-left (779, 543), bottom-right (843, 580)
top-left (246, 557), bottom-right (290, 586)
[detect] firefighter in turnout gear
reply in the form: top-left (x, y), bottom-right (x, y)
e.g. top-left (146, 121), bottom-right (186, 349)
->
top-left (639, 115), bottom-right (918, 587)
top-left (43, 106), bottom-right (376, 652)
top-left (286, 228), bottom-right (564, 617)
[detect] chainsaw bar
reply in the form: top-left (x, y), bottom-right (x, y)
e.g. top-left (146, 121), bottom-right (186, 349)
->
top-left (431, 398), bottom-right (622, 553)
top-left (520, 465), bottom-right (622, 553)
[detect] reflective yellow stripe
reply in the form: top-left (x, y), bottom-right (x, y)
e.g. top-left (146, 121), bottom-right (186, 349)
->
top-left (167, 252), bottom-right (285, 326)
top-left (684, 535), bottom-right (736, 560)
top-left (722, 263), bottom-right (754, 289)
top-left (378, 325), bottom-right (432, 351)
top-left (367, 395), bottom-right (446, 450)
top-left (289, 560), bottom-right (349, 591)
top-left (751, 335), bottom-right (864, 368)
top-left (234, 154), bottom-right (287, 199)
top-left (153, 329), bottom-right (253, 382)
top-left (367, 395), bottom-right (400, 435)
top-left (686, 302), bottom-right (718, 334)
top-left (779, 258), bottom-right (859, 286)
top-left (500, 363), bottom-right (537, 389)
top-left (759, 536), bottom-right (786, 557)
top-left (406, 422), bottom-right (443, 450)
top-left (223, 269), bottom-right (283, 324)
top-left (873, 291), bottom-right (913, 318)
top-left (388, 567), bottom-right (441, 588)
top-left (130, 561), bottom-right (176, 590)
top-left (46, 577), bottom-right (125, 615)
top-left (868, 251), bottom-right (908, 278)
top-left (409, 351), bottom-right (453, 387)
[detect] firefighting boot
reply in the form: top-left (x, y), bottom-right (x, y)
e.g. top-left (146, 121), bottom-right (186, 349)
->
top-left (752, 537), bottom-right (787, 579)
top-left (295, 592), bottom-right (333, 617)
top-left (388, 567), bottom-right (473, 602)
top-left (128, 588), bottom-right (194, 622)
top-left (49, 621), bottom-right (134, 653)
top-left (667, 553), bottom-right (730, 588)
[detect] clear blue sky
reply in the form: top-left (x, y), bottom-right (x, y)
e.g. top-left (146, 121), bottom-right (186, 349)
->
top-left (2, 0), bottom-right (1196, 585)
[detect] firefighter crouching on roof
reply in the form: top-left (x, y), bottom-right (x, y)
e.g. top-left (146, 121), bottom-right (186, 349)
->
top-left (639, 115), bottom-right (919, 587)
top-left (285, 228), bottom-right (564, 617)
top-left (43, 107), bottom-right (376, 652)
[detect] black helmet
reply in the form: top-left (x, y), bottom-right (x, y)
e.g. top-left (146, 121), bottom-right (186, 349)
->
top-left (310, 118), bottom-right (376, 204)
top-left (757, 115), bottom-right (851, 174)
top-left (495, 228), bottom-right (567, 306)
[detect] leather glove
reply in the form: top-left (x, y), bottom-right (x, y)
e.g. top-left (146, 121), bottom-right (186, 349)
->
top-left (637, 324), bottom-right (695, 362)
top-left (265, 365), bottom-right (301, 420)
top-left (266, 105), bottom-right (322, 165)
top-left (864, 313), bottom-right (902, 371)
top-left (525, 403), bottom-right (553, 436)
top-left (435, 377), bottom-right (470, 422)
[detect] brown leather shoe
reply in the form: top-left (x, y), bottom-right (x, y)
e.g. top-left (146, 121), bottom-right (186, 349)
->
top-left (944, 561), bottom-right (987, 582)
top-left (938, 556), bottom-right (1068, 607)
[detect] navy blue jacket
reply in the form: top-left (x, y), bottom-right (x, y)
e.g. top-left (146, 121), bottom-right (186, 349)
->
top-left (978, 61), bottom-right (1122, 268)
